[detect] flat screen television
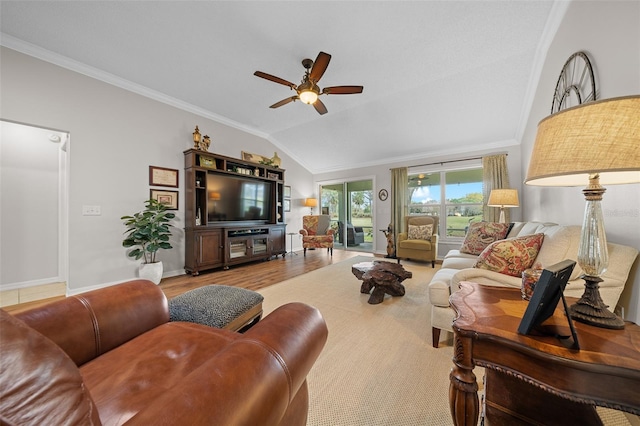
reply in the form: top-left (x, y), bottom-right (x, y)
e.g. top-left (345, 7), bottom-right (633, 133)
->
top-left (206, 173), bottom-right (272, 223)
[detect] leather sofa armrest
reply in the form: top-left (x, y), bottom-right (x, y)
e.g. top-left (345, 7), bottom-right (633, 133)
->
top-left (125, 302), bottom-right (328, 426)
top-left (15, 280), bottom-right (168, 366)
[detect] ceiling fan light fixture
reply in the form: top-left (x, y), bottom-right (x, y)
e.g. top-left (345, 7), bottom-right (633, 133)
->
top-left (299, 89), bottom-right (318, 105)
top-left (254, 51), bottom-right (363, 114)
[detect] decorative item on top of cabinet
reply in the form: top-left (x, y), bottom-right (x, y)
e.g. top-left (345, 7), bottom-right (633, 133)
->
top-left (271, 152), bottom-right (281, 168)
top-left (192, 126), bottom-right (201, 150)
top-left (201, 135), bottom-right (211, 151)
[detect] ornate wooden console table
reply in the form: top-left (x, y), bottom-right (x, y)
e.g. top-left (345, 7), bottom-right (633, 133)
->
top-left (449, 282), bottom-right (640, 426)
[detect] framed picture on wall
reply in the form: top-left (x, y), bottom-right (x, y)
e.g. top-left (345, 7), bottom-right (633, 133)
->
top-left (150, 189), bottom-right (179, 210)
top-left (149, 166), bottom-right (179, 188)
top-left (284, 185), bottom-right (291, 198)
top-left (284, 199), bottom-right (291, 212)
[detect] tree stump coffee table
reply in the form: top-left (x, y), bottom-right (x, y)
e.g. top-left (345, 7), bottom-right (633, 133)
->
top-left (352, 261), bottom-right (413, 304)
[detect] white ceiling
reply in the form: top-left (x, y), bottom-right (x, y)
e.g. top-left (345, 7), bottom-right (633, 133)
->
top-left (0, 1), bottom-right (561, 174)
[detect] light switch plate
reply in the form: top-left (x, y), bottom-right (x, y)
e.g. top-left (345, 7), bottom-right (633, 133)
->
top-left (82, 205), bottom-right (101, 216)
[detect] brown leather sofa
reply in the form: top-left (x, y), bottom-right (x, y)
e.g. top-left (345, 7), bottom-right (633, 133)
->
top-left (0, 280), bottom-right (328, 425)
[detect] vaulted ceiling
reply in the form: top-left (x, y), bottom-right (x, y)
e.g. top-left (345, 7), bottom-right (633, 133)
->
top-left (0, 1), bottom-right (561, 173)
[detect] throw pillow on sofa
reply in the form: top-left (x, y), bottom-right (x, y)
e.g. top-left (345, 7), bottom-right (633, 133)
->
top-left (460, 222), bottom-right (512, 255)
top-left (408, 224), bottom-right (433, 241)
top-left (473, 233), bottom-right (545, 277)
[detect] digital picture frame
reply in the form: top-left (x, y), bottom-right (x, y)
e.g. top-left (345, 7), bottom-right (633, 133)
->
top-left (518, 259), bottom-right (580, 349)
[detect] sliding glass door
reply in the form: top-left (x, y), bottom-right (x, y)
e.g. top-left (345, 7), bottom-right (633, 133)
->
top-left (319, 180), bottom-right (373, 252)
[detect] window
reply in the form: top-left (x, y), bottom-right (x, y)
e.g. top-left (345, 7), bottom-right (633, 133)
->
top-left (408, 166), bottom-right (483, 238)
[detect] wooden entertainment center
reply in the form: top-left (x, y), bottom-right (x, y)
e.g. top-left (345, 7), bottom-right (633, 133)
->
top-left (183, 149), bottom-right (286, 275)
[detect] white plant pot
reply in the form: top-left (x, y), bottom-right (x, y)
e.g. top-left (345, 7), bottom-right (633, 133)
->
top-left (139, 262), bottom-right (163, 285)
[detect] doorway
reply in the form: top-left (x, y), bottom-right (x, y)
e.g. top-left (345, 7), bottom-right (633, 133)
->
top-left (319, 179), bottom-right (373, 253)
top-left (0, 120), bottom-right (69, 303)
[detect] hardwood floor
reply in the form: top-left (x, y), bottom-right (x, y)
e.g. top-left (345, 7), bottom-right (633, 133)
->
top-left (3, 249), bottom-right (373, 313)
top-left (160, 249), bottom-right (370, 299)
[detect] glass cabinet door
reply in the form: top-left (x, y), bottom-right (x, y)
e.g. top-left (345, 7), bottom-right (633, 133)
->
top-left (229, 239), bottom-right (248, 259)
top-left (252, 237), bottom-right (268, 255)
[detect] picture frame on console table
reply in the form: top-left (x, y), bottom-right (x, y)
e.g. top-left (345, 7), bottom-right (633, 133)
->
top-left (518, 259), bottom-right (579, 349)
top-left (149, 166), bottom-right (179, 188)
top-left (150, 189), bottom-right (179, 210)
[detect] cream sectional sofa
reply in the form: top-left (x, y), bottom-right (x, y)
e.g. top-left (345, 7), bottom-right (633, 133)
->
top-left (429, 222), bottom-right (639, 348)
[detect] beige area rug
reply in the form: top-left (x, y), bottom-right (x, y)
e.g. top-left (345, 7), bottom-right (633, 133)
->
top-left (259, 256), bottom-right (454, 426)
top-left (258, 256), bottom-right (634, 426)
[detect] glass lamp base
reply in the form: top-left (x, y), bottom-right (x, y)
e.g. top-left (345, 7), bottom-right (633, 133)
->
top-left (569, 275), bottom-right (625, 329)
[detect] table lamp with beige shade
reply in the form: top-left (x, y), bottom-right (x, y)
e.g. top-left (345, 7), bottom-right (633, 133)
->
top-left (487, 189), bottom-right (519, 224)
top-left (525, 95), bottom-right (640, 329)
top-left (304, 198), bottom-right (318, 215)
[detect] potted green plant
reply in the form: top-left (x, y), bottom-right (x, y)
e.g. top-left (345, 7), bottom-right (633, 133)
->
top-left (121, 199), bottom-right (176, 284)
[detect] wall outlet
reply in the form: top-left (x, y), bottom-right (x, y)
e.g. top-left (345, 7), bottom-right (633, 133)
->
top-left (82, 205), bottom-right (101, 216)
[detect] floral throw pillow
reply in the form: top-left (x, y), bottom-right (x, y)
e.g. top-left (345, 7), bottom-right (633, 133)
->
top-left (408, 224), bottom-right (433, 241)
top-left (460, 222), bottom-right (511, 255)
top-left (473, 233), bottom-right (545, 277)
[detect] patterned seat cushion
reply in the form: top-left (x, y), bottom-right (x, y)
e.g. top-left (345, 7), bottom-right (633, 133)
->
top-left (169, 285), bottom-right (263, 329)
top-left (302, 234), bottom-right (334, 248)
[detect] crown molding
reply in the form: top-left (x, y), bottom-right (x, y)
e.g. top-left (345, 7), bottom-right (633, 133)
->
top-left (0, 33), bottom-right (270, 140)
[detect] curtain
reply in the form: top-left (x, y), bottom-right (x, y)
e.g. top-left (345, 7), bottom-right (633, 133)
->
top-left (482, 154), bottom-right (511, 222)
top-left (390, 167), bottom-right (408, 257)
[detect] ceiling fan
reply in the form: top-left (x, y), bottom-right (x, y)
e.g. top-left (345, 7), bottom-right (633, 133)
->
top-left (409, 174), bottom-right (430, 186)
top-left (253, 51), bottom-right (364, 115)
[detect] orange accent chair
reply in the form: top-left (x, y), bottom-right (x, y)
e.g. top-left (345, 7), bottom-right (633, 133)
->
top-left (299, 215), bottom-right (334, 256)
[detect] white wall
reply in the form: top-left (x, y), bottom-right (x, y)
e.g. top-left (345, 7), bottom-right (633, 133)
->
top-left (0, 47), bottom-right (313, 292)
top-left (520, 0), bottom-right (640, 322)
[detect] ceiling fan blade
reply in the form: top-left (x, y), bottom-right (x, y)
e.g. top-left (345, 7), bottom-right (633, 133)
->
top-left (270, 96), bottom-right (298, 109)
top-left (313, 98), bottom-right (328, 115)
top-left (254, 71), bottom-right (297, 89)
top-left (309, 52), bottom-right (331, 82)
top-left (322, 85), bottom-right (364, 95)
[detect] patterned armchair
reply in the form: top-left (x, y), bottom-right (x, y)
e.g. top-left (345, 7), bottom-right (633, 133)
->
top-left (299, 215), bottom-right (335, 256)
top-left (396, 215), bottom-right (439, 267)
